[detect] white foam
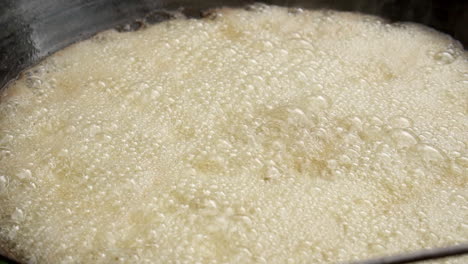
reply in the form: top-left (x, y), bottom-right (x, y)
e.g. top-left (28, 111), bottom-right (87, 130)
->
top-left (0, 5), bottom-right (467, 264)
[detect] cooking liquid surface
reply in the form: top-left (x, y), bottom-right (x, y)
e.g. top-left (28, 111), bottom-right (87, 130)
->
top-left (0, 5), bottom-right (467, 264)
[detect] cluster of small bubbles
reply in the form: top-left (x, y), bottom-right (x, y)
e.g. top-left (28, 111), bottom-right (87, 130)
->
top-left (1, 4), bottom-right (467, 264)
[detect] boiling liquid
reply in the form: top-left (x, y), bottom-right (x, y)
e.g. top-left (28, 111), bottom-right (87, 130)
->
top-left (0, 5), bottom-right (467, 264)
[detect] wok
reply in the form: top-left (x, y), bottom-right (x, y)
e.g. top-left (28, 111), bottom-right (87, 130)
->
top-left (0, 0), bottom-right (467, 263)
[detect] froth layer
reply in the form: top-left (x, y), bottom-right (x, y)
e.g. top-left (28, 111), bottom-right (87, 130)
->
top-left (0, 5), bottom-right (467, 264)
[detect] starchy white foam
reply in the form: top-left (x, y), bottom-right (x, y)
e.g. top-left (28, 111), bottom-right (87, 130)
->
top-left (0, 4), bottom-right (467, 264)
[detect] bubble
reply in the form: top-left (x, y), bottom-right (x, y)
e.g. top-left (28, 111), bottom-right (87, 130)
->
top-left (88, 125), bottom-right (101, 137)
top-left (342, 116), bottom-right (363, 131)
top-left (306, 94), bottom-right (331, 111)
top-left (339, 155), bottom-right (352, 165)
top-left (264, 165), bottom-right (281, 180)
top-left (11, 208), bottom-right (24, 222)
top-left (8, 225), bottom-right (19, 239)
top-left (389, 115), bottom-right (413, 128)
top-left (433, 50), bottom-right (457, 64)
top-left (150, 90), bottom-right (161, 99)
top-left (413, 143), bottom-right (446, 163)
top-left (0, 175), bottom-right (7, 192)
top-left (389, 128), bottom-right (418, 149)
top-left (454, 156), bottom-right (467, 169)
top-left (115, 21), bottom-right (143, 32)
top-left (327, 159), bottom-right (339, 170)
top-left (58, 149), bottom-right (69, 157)
top-left (65, 125), bottom-right (77, 134)
top-left (17, 169), bottom-right (32, 179)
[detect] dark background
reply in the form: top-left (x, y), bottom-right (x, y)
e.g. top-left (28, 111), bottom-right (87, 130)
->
top-left (0, 0), bottom-right (467, 263)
